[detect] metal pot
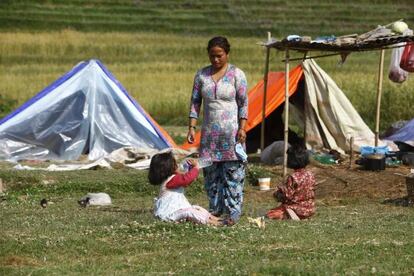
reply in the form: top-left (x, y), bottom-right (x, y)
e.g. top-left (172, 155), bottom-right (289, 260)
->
top-left (363, 154), bottom-right (386, 171)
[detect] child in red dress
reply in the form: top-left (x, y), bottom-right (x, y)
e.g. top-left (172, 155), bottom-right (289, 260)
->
top-left (267, 146), bottom-right (316, 220)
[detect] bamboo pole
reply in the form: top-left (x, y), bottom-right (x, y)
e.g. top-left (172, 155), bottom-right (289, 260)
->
top-left (349, 136), bottom-right (354, 169)
top-left (303, 53), bottom-right (308, 149)
top-left (374, 49), bottom-right (385, 147)
top-left (282, 52), bottom-right (341, 62)
top-left (283, 49), bottom-right (290, 177)
top-left (260, 32), bottom-right (272, 152)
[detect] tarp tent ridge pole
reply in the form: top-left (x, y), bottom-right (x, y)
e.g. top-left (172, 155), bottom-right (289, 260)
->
top-left (283, 48), bottom-right (290, 177)
top-left (280, 44), bottom-right (407, 62)
top-left (374, 49), bottom-right (385, 147)
top-left (282, 52), bottom-right (341, 62)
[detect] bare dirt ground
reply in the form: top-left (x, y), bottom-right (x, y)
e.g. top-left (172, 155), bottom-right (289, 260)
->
top-left (166, 126), bottom-right (413, 203)
top-left (312, 163), bottom-right (410, 200)
top-left (247, 160), bottom-right (413, 207)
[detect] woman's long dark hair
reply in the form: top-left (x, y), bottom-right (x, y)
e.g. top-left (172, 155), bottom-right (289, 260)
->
top-left (148, 152), bottom-right (177, 185)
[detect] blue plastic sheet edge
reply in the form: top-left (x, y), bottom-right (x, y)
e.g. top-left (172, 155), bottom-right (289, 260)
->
top-left (359, 145), bottom-right (389, 156)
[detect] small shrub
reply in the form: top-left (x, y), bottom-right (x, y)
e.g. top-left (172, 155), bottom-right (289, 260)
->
top-left (246, 164), bottom-right (275, 186)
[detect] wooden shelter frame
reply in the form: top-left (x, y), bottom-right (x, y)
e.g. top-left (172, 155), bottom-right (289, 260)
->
top-left (259, 29), bottom-right (414, 176)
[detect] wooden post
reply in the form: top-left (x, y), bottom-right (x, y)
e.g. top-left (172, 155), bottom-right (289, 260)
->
top-left (303, 53), bottom-right (308, 149)
top-left (283, 49), bottom-right (290, 177)
top-left (260, 32), bottom-right (272, 151)
top-left (349, 136), bottom-right (354, 169)
top-left (374, 49), bottom-right (385, 147)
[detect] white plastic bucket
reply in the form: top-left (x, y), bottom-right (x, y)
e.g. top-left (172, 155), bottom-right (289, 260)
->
top-left (258, 177), bottom-right (271, 191)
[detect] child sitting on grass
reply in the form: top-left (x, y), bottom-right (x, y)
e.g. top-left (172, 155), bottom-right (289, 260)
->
top-left (266, 145), bottom-right (316, 220)
top-left (148, 151), bottom-right (221, 226)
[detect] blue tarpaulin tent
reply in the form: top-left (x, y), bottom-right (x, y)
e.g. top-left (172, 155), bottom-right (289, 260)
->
top-left (0, 59), bottom-right (175, 162)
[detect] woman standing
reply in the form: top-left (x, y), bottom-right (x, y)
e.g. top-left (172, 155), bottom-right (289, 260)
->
top-left (187, 36), bottom-right (248, 225)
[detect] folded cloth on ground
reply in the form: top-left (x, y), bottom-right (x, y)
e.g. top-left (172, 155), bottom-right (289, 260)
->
top-left (80, 192), bottom-right (112, 206)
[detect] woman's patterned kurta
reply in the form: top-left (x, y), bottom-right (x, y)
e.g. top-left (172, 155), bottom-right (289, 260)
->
top-left (189, 64), bottom-right (248, 222)
top-left (189, 64), bottom-right (248, 162)
top-left (267, 168), bottom-right (316, 219)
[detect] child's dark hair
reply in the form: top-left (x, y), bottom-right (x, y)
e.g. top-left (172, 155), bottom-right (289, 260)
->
top-left (207, 36), bottom-right (230, 54)
top-left (287, 145), bottom-right (309, 170)
top-left (148, 152), bottom-right (177, 185)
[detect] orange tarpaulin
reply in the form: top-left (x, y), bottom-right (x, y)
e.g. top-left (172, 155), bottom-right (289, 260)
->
top-left (181, 64), bottom-right (303, 150)
top-left (149, 116), bottom-right (177, 148)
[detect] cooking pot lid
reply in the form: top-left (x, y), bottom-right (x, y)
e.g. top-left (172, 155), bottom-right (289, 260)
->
top-left (366, 153), bottom-right (385, 159)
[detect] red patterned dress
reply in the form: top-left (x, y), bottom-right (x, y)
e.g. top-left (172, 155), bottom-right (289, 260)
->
top-left (267, 168), bottom-right (316, 220)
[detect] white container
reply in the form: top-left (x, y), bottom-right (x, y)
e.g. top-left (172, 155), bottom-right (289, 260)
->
top-left (258, 177), bottom-right (271, 191)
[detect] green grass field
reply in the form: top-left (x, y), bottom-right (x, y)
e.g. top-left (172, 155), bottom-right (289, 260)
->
top-left (1, 1), bottom-right (414, 274)
top-left (0, 0), bottom-right (414, 128)
top-left (1, 30), bottom-right (414, 129)
top-left (1, 167), bottom-right (414, 275)
top-left (1, 0), bottom-right (413, 37)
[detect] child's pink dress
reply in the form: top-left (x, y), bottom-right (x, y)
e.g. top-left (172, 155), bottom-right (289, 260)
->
top-left (154, 167), bottom-right (211, 224)
top-left (267, 168), bottom-right (316, 220)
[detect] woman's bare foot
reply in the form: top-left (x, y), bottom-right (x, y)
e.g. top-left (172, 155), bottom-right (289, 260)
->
top-left (208, 219), bottom-right (222, 226)
top-left (207, 215), bottom-right (223, 226)
top-left (221, 218), bottom-right (235, 226)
